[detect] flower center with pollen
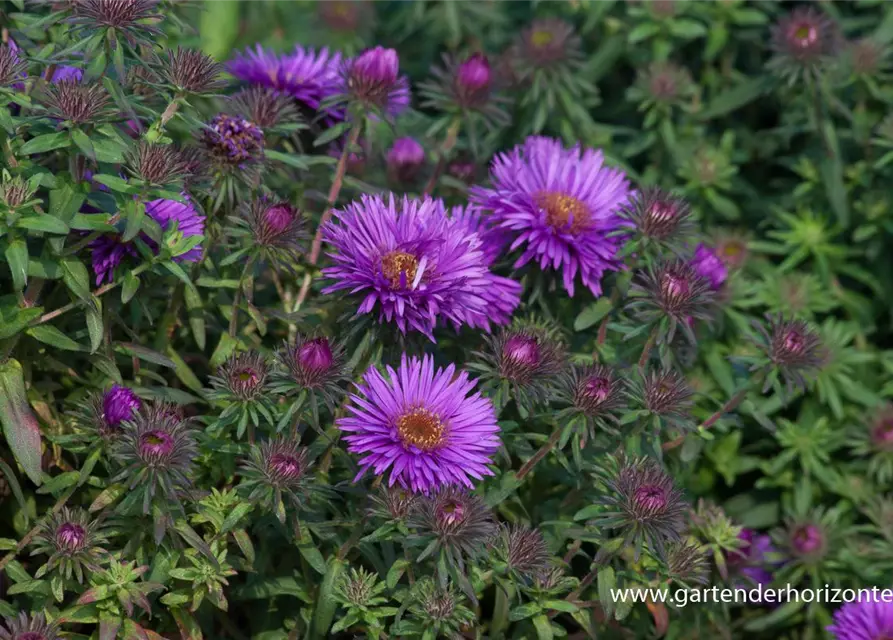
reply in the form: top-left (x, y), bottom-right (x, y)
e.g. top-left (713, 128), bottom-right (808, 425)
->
top-left (396, 407), bottom-right (445, 451)
top-left (535, 191), bottom-right (590, 234)
top-left (381, 251), bottom-right (419, 288)
top-left (530, 29), bottom-right (555, 48)
top-left (793, 24), bottom-right (818, 48)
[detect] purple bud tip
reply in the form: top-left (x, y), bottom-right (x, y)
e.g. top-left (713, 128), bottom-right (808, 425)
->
top-left (782, 329), bottom-right (806, 355)
top-left (263, 204), bottom-right (295, 234)
top-left (690, 244), bottom-right (728, 291)
top-left (139, 430), bottom-right (175, 458)
top-left (791, 523), bottom-right (823, 554)
top-left (56, 522), bottom-right (86, 551)
top-left (269, 453), bottom-right (303, 478)
top-left (504, 335), bottom-right (540, 368)
top-left (634, 485), bottom-right (667, 510)
top-left (19, 633), bottom-right (47, 640)
top-left (438, 500), bottom-right (465, 526)
top-left (873, 417), bottom-right (893, 447)
top-left (661, 272), bottom-right (690, 299)
top-left (298, 338), bottom-right (334, 373)
top-left (582, 376), bottom-right (611, 403)
top-left (648, 201), bottom-right (676, 223)
top-left (387, 137), bottom-right (425, 170)
top-left (102, 385), bottom-right (142, 428)
top-left (789, 21), bottom-right (819, 49)
top-left (352, 46), bottom-right (399, 84)
top-left (457, 53), bottom-right (492, 91)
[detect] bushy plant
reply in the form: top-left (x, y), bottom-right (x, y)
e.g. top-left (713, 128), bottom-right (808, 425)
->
top-left (0, 1), bottom-right (891, 638)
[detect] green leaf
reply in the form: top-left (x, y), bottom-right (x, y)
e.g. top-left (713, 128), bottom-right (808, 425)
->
top-left (297, 526), bottom-right (327, 575)
top-left (122, 271), bottom-right (140, 304)
top-left (89, 484), bottom-right (125, 511)
top-left (210, 332), bottom-right (237, 368)
top-left (91, 174), bottom-right (134, 193)
top-left (36, 470), bottom-right (79, 495)
top-left (123, 200), bottom-right (145, 242)
top-left (15, 215), bottom-right (70, 234)
top-left (698, 76), bottom-right (770, 120)
top-left (509, 602), bottom-right (542, 621)
top-left (70, 129), bottom-right (96, 161)
top-left (86, 303), bottom-right (103, 353)
top-left (309, 557), bottom-right (344, 639)
top-left (386, 559), bottom-right (409, 590)
top-left (61, 258), bottom-right (93, 303)
top-left (27, 258), bottom-right (63, 279)
top-left (166, 347), bottom-right (203, 393)
top-left (115, 342), bottom-right (175, 368)
top-left (5, 240), bottom-right (28, 291)
top-left (27, 325), bottom-right (84, 351)
top-left (820, 151), bottom-right (849, 228)
top-left (0, 359), bottom-right (43, 486)
top-left (19, 132), bottom-right (71, 155)
top-left (531, 615), bottom-right (554, 640)
top-left (598, 566), bottom-right (616, 616)
top-left (0, 306), bottom-right (43, 340)
top-left (574, 297), bottom-right (613, 332)
top-left (314, 122), bottom-right (351, 147)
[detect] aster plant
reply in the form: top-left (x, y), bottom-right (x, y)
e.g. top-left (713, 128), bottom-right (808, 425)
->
top-left (238, 436), bottom-right (313, 526)
top-left (207, 350), bottom-right (276, 439)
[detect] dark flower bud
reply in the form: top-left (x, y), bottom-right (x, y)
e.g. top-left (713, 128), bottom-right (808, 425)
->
top-left (787, 521), bottom-right (826, 560)
top-left (664, 541), bottom-right (709, 586)
top-left (56, 522), bottom-right (86, 551)
top-left (40, 79), bottom-right (110, 124)
top-left (408, 579), bottom-right (476, 633)
top-left (574, 365), bottom-right (624, 416)
top-left (456, 54), bottom-right (491, 93)
top-left (228, 86), bottom-right (300, 129)
top-left (31, 507), bottom-right (109, 583)
top-left (68, 0), bottom-right (163, 45)
top-left (386, 136), bottom-right (425, 183)
top-left (769, 7), bottom-right (839, 83)
top-left (0, 613), bottom-right (59, 640)
top-left (498, 524), bottom-right (551, 578)
top-left (101, 385), bottom-right (141, 431)
top-left (126, 141), bottom-right (188, 188)
top-left (370, 486), bottom-right (418, 521)
top-left (200, 113), bottom-right (265, 170)
top-left (641, 369), bottom-right (694, 423)
top-left (640, 61), bottom-right (693, 104)
top-left (238, 437), bottom-right (313, 524)
top-left (623, 188), bottom-right (694, 243)
top-left (1, 176), bottom-right (36, 210)
top-left (0, 43), bottom-right (27, 88)
top-left (212, 351), bottom-right (269, 402)
top-left (754, 315), bottom-right (824, 393)
top-left (409, 486), bottom-right (497, 562)
top-left (272, 335), bottom-right (347, 409)
top-left (336, 568), bottom-right (382, 608)
top-left (159, 47), bottom-right (224, 95)
top-left (847, 37), bottom-right (890, 77)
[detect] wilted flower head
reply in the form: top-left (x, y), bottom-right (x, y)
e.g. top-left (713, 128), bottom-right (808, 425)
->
top-left (628, 260), bottom-right (716, 344)
top-left (638, 61), bottom-right (693, 105)
top-left (40, 79), bottom-right (110, 124)
top-left (827, 599), bottom-right (893, 640)
top-left (323, 194), bottom-right (500, 339)
top-left (0, 613), bottom-right (59, 640)
top-left (470, 136), bottom-right (632, 297)
top-left (227, 44), bottom-right (342, 112)
top-left (0, 43), bottom-right (27, 88)
top-left (846, 37), bottom-right (891, 77)
top-left (200, 113), bottom-right (264, 174)
top-left (513, 18), bottom-right (582, 75)
top-left (239, 437), bottom-right (312, 524)
top-left (339, 46), bottom-right (410, 117)
top-left (623, 188), bottom-right (695, 247)
top-left (690, 244), bottom-right (728, 291)
top-left (228, 86), bottom-right (300, 129)
top-left (126, 141), bottom-right (188, 188)
top-left (587, 456), bottom-right (688, 558)
top-left (387, 136), bottom-right (425, 183)
top-left (496, 524), bottom-right (551, 579)
top-left (111, 403), bottom-right (198, 513)
top-left (274, 335), bottom-right (346, 405)
top-left (210, 351), bottom-right (269, 402)
top-left (409, 486), bottom-right (498, 567)
top-left (31, 507), bottom-right (109, 583)
top-left (769, 6), bottom-right (839, 83)
top-left (754, 315), bottom-right (824, 394)
top-left (159, 47), bottom-right (224, 95)
top-left (664, 541), bottom-right (709, 586)
top-left (68, 0), bottom-right (163, 45)
top-left (339, 354), bottom-right (500, 493)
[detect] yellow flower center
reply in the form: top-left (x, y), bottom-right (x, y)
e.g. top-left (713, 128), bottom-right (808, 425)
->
top-left (535, 191), bottom-right (591, 234)
top-left (396, 407), bottom-right (446, 451)
top-left (530, 30), bottom-right (555, 48)
top-left (381, 251), bottom-right (419, 288)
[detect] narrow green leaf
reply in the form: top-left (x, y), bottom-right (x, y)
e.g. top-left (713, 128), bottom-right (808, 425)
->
top-left (574, 297), bottom-right (613, 332)
top-left (309, 557), bottom-right (344, 639)
top-left (27, 325), bottom-right (84, 351)
top-left (122, 271), bottom-right (140, 303)
top-left (19, 132), bottom-right (71, 155)
top-left (5, 240), bottom-right (28, 291)
top-left (86, 303), bottom-right (103, 353)
top-left (61, 258), bottom-right (93, 303)
top-left (115, 342), bottom-right (175, 368)
top-left (70, 129), bottom-right (96, 161)
top-left (698, 76), bottom-right (770, 120)
top-left (91, 174), bottom-right (134, 193)
top-left (15, 215), bottom-right (70, 234)
top-left (166, 347), bottom-right (203, 393)
top-left (123, 200), bottom-right (145, 242)
top-left (0, 359), bottom-right (43, 486)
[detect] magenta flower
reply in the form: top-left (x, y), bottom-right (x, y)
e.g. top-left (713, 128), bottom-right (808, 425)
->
top-left (828, 600), bottom-right (893, 640)
top-left (338, 354), bottom-right (501, 493)
top-left (387, 136), bottom-right (425, 183)
top-left (690, 244), bottom-right (728, 290)
top-left (102, 385), bottom-right (142, 428)
top-left (338, 46), bottom-right (410, 117)
top-left (471, 136), bottom-right (632, 297)
top-left (227, 44), bottom-right (342, 111)
top-left (726, 528), bottom-right (775, 587)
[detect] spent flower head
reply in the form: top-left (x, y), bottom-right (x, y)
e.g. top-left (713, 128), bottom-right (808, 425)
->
top-left (40, 79), bottom-right (110, 125)
top-left (31, 507), bottom-right (109, 583)
top-left (159, 46), bottom-right (224, 95)
top-left (627, 368), bottom-right (695, 436)
top-left (200, 113), bottom-right (265, 176)
top-left (126, 141), bottom-right (189, 189)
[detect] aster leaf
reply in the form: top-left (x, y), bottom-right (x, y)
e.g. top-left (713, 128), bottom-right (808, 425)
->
top-left (4, 239), bottom-right (28, 291)
top-left (19, 131), bottom-right (71, 155)
top-left (16, 214), bottom-right (70, 234)
top-left (0, 358), bottom-right (43, 486)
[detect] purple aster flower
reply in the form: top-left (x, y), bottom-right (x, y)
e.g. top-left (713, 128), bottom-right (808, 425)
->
top-left (0, 612), bottom-right (59, 640)
top-left (828, 599), bottom-right (893, 640)
top-left (337, 46), bottom-right (410, 117)
top-left (690, 244), bottom-right (727, 290)
top-left (322, 194), bottom-right (493, 339)
top-left (470, 136), bottom-right (632, 297)
top-left (726, 528), bottom-right (775, 586)
top-left (145, 196), bottom-right (205, 262)
top-left (89, 234), bottom-right (138, 285)
top-left (200, 113), bottom-right (265, 170)
top-left (387, 136), bottom-right (425, 183)
top-left (51, 65), bottom-right (84, 83)
top-left (227, 44), bottom-right (342, 111)
top-left (338, 354), bottom-right (501, 493)
top-left (102, 385), bottom-right (142, 429)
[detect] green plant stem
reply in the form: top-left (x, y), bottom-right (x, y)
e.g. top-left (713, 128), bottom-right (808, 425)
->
top-left (490, 582), bottom-right (513, 638)
top-left (294, 125), bottom-right (362, 312)
top-left (423, 118), bottom-right (461, 196)
top-left (638, 325), bottom-right (659, 369)
top-left (229, 259), bottom-right (254, 338)
top-left (515, 426), bottom-right (563, 481)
